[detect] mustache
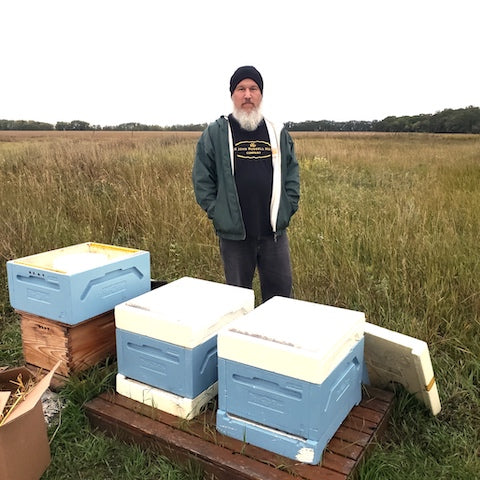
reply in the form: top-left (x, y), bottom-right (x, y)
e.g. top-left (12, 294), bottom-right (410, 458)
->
top-left (242, 101), bottom-right (257, 110)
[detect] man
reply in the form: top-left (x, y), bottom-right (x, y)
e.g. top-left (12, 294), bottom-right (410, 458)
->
top-left (192, 65), bottom-right (300, 302)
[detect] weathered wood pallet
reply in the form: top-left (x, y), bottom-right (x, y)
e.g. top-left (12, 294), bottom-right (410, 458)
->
top-left (85, 385), bottom-right (394, 480)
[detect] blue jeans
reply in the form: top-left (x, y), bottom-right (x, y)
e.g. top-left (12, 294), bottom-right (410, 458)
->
top-left (219, 234), bottom-right (292, 302)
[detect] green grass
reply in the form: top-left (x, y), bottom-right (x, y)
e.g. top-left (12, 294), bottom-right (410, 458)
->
top-left (1, 130), bottom-right (479, 479)
top-left (41, 361), bottom-right (204, 480)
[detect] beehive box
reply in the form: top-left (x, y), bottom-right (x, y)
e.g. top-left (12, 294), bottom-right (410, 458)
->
top-left (216, 296), bottom-right (365, 465)
top-left (20, 310), bottom-right (116, 377)
top-left (116, 328), bottom-right (219, 398)
top-left (115, 277), bottom-right (254, 413)
top-left (7, 242), bottom-right (150, 325)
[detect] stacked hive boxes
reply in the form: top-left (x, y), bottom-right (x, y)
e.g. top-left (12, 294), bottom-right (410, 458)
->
top-left (115, 277), bottom-right (255, 419)
top-left (6, 243), bottom-right (150, 376)
top-left (216, 296), bottom-right (365, 465)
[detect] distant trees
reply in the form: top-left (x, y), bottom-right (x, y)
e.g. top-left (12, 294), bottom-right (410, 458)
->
top-left (374, 107), bottom-right (480, 133)
top-left (286, 107), bottom-right (480, 134)
top-left (1, 107), bottom-right (479, 133)
top-left (0, 119), bottom-right (54, 130)
top-left (165, 123), bottom-right (207, 132)
top-left (102, 122), bottom-right (207, 132)
top-left (286, 120), bottom-right (373, 132)
top-left (55, 120), bottom-right (97, 131)
top-left (102, 122), bottom-right (160, 131)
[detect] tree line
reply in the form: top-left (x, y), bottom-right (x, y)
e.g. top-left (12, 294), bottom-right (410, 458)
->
top-left (0, 119), bottom-right (208, 132)
top-left (1, 106), bottom-right (479, 133)
top-left (286, 106), bottom-right (480, 134)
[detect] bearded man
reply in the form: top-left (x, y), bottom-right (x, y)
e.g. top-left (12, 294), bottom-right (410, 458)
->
top-left (192, 65), bottom-right (300, 302)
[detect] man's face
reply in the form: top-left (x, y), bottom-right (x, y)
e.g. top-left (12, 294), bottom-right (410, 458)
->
top-left (231, 78), bottom-right (262, 112)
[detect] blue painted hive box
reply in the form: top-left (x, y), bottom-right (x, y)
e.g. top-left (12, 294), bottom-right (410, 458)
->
top-left (115, 277), bottom-right (254, 400)
top-left (216, 296), bottom-right (365, 465)
top-left (7, 242), bottom-right (150, 325)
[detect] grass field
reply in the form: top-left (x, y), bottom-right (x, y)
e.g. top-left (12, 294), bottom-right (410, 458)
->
top-left (1, 130), bottom-right (479, 479)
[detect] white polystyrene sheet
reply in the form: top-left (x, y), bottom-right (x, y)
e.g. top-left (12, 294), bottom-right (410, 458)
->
top-left (364, 322), bottom-right (441, 415)
top-left (217, 296), bottom-right (365, 384)
top-left (115, 277), bottom-right (255, 347)
top-left (116, 374), bottom-right (217, 420)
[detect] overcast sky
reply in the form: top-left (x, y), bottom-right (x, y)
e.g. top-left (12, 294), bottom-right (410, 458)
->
top-left (1, 0), bottom-right (478, 127)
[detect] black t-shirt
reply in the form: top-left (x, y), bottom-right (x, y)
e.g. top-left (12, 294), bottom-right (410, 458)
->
top-left (228, 114), bottom-right (273, 238)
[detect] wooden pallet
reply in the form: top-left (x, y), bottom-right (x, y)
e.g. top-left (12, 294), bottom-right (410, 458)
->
top-left (85, 385), bottom-right (394, 480)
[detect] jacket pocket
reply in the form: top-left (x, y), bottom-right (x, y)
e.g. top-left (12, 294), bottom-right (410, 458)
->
top-left (206, 202), bottom-right (216, 220)
top-left (276, 192), bottom-right (295, 231)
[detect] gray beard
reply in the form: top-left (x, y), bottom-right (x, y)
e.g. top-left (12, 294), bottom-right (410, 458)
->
top-left (232, 106), bottom-right (264, 131)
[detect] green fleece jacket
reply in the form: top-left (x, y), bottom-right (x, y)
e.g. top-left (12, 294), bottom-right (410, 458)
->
top-left (192, 115), bottom-right (300, 240)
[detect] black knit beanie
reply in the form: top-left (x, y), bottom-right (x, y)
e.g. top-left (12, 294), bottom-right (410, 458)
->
top-left (229, 66), bottom-right (263, 95)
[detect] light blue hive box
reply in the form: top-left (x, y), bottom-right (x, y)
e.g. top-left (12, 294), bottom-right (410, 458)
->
top-left (7, 242), bottom-right (150, 325)
top-left (115, 276), bottom-right (254, 419)
top-left (216, 296), bottom-right (365, 465)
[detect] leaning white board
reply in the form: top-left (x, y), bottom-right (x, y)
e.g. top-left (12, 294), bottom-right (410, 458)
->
top-left (364, 322), bottom-right (441, 416)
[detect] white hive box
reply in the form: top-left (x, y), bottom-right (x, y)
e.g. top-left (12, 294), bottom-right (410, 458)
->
top-left (115, 277), bottom-right (254, 415)
top-left (216, 296), bottom-right (365, 465)
top-left (7, 242), bottom-right (150, 325)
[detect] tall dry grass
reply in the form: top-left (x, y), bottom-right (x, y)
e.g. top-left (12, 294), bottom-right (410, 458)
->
top-left (291, 133), bottom-right (480, 342)
top-left (0, 131), bottom-right (221, 283)
top-left (0, 130), bottom-right (479, 479)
